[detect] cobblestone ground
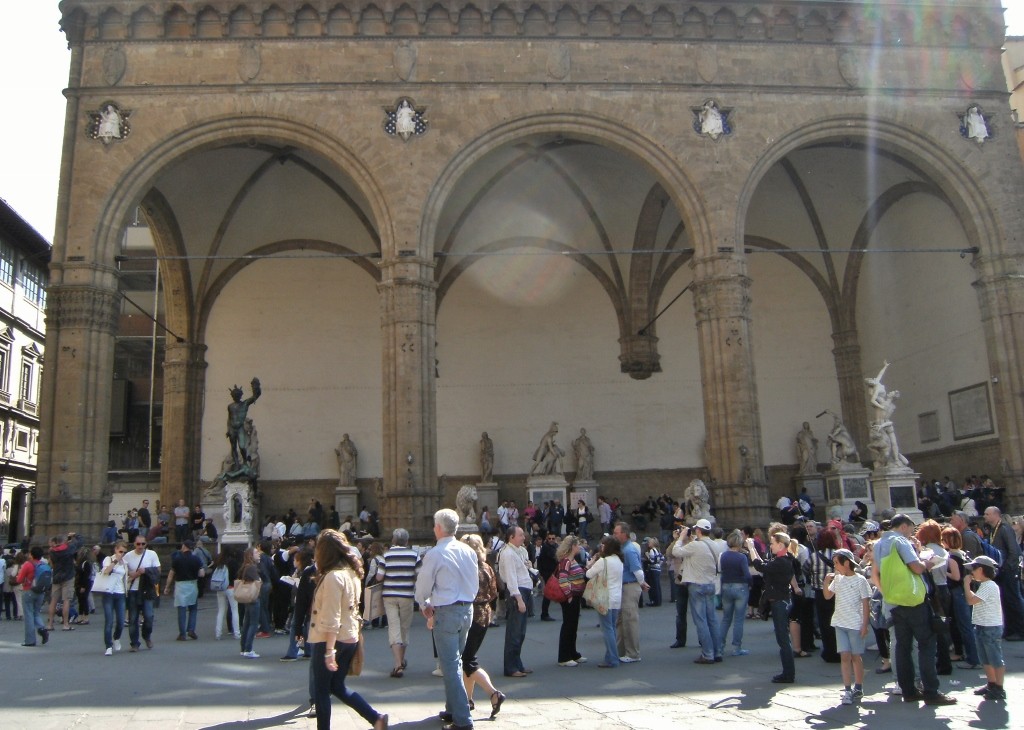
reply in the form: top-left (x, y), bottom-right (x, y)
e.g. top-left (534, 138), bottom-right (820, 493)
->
top-left (0, 590), bottom-right (1018, 729)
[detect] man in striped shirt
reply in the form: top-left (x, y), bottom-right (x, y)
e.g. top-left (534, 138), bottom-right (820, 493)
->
top-left (377, 527), bottom-right (421, 676)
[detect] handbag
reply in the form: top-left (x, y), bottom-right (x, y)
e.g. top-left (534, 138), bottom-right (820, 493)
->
top-left (582, 559), bottom-right (610, 615)
top-left (348, 633), bottom-right (365, 676)
top-left (362, 581), bottom-right (385, 621)
top-left (91, 570), bottom-right (123, 594)
top-left (543, 573), bottom-right (567, 604)
top-left (758, 590), bottom-right (772, 620)
top-left (233, 578), bottom-right (262, 604)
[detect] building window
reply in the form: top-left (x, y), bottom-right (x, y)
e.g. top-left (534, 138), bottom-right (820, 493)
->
top-left (20, 262), bottom-right (45, 307)
top-left (20, 361), bottom-right (31, 402)
top-left (15, 430), bottom-right (28, 451)
top-left (0, 347), bottom-right (8, 401)
top-left (0, 240), bottom-right (13, 286)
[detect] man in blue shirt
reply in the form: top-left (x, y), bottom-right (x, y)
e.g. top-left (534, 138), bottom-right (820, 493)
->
top-left (415, 508), bottom-right (479, 730)
top-left (613, 522), bottom-right (648, 662)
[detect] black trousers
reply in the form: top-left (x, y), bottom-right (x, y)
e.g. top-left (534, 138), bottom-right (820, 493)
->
top-left (558, 597), bottom-right (582, 663)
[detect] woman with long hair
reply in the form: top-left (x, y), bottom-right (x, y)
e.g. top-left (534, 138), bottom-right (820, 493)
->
top-left (586, 535), bottom-right (624, 668)
top-left (98, 540), bottom-right (128, 655)
top-left (238, 547), bottom-right (262, 657)
top-left (308, 529), bottom-right (388, 730)
top-left (74, 545), bottom-right (98, 624)
top-left (213, 546), bottom-right (241, 640)
top-left (459, 534), bottom-right (506, 717)
top-left (916, 519), bottom-right (952, 674)
top-left (555, 535), bottom-right (587, 666)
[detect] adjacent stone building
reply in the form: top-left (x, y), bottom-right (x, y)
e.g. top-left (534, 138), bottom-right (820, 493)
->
top-left (39, 1), bottom-right (1024, 540)
top-left (0, 198), bottom-right (49, 545)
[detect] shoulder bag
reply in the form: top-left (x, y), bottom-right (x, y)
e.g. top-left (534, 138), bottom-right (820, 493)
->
top-left (582, 559), bottom-right (610, 615)
top-left (234, 577), bottom-right (262, 604)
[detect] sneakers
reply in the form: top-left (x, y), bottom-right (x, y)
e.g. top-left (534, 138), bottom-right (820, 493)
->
top-left (851, 688), bottom-right (863, 701)
top-left (241, 650), bottom-right (260, 658)
top-left (974, 684), bottom-right (993, 696)
top-left (255, 632), bottom-right (272, 639)
top-left (113, 639), bottom-right (121, 652)
top-left (431, 666), bottom-right (444, 677)
top-left (840, 689), bottom-right (853, 705)
top-left (558, 660), bottom-right (578, 667)
top-left (771, 674), bottom-right (794, 683)
top-left (732, 648), bottom-right (750, 656)
top-left (104, 647), bottom-right (113, 656)
top-left (576, 657), bottom-right (588, 663)
top-left (280, 656), bottom-right (298, 662)
top-left (619, 656), bottom-right (640, 663)
top-left (274, 629), bottom-right (288, 635)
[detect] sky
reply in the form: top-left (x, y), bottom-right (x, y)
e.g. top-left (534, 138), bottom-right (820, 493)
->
top-left (1, 2), bottom-right (1023, 244)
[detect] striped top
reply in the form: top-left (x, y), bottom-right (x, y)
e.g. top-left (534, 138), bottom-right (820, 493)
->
top-left (379, 546), bottom-right (420, 599)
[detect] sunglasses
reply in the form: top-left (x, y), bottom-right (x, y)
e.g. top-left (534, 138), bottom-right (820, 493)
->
top-left (135, 542), bottom-right (146, 546)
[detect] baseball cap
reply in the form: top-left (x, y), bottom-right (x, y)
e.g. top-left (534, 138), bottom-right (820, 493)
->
top-left (694, 519), bottom-right (712, 531)
top-left (964, 555), bottom-right (999, 569)
top-left (833, 548), bottom-right (860, 566)
top-left (859, 521), bottom-right (880, 534)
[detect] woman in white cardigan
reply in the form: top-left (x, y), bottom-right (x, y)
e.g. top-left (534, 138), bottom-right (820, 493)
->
top-left (585, 536), bottom-right (624, 668)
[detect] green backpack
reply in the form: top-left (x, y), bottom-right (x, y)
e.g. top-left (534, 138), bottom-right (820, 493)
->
top-left (881, 542), bottom-right (925, 607)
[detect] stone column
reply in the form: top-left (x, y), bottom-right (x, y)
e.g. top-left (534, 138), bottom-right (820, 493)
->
top-left (36, 285), bottom-right (120, 540)
top-left (160, 341), bottom-right (207, 508)
top-left (691, 252), bottom-right (769, 526)
top-left (974, 252), bottom-right (1024, 512)
top-left (377, 256), bottom-right (441, 538)
top-left (831, 327), bottom-right (869, 448)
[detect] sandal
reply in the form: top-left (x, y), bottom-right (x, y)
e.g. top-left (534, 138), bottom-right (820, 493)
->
top-left (793, 650), bottom-right (810, 658)
top-left (62, 625), bottom-right (75, 631)
top-left (389, 667), bottom-right (404, 678)
top-left (490, 691), bottom-right (506, 718)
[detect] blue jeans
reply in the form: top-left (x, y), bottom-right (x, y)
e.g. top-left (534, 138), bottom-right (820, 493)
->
top-left (771, 598), bottom-right (795, 679)
top-left (177, 604), bottom-right (198, 636)
top-left (434, 602), bottom-right (473, 727)
top-left (600, 608), bottom-right (620, 666)
top-left (240, 601), bottom-right (259, 652)
top-left (719, 582), bottom-right (749, 653)
top-left (127, 592), bottom-right (154, 648)
top-left (950, 586), bottom-right (980, 665)
top-left (21, 590), bottom-right (46, 645)
top-left (688, 582), bottom-right (720, 660)
top-left (284, 614), bottom-right (311, 658)
top-left (102, 593), bottom-right (125, 649)
top-left (504, 587), bottom-right (530, 675)
top-left (310, 640), bottom-right (381, 730)
top-left (891, 601), bottom-right (939, 696)
top-left (258, 582), bottom-right (273, 634)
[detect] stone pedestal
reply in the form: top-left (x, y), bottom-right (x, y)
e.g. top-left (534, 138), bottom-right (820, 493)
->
top-left (825, 466), bottom-right (874, 522)
top-left (334, 485), bottom-right (360, 525)
top-left (221, 481), bottom-right (259, 547)
top-left (870, 469), bottom-right (923, 522)
top-left (456, 522), bottom-right (480, 536)
top-left (200, 483), bottom-right (226, 542)
top-left (527, 475), bottom-right (569, 514)
top-left (569, 481), bottom-right (598, 515)
top-left (475, 482), bottom-right (500, 527)
top-left (710, 482), bottom-right (770, 528)
top-left (793, 474), bottom-right (826, 504)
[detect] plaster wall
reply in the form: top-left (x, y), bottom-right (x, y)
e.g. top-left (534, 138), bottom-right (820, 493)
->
top-left (201, 257), bottom-right (382, 480)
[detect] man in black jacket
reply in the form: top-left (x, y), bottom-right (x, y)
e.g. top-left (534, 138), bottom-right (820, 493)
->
top-left (47, 532), bottom-right (83, 630)
top-left (537, 533), bottom-right (559, 621)
top-left (984, 507), bottom-right (1024, 640)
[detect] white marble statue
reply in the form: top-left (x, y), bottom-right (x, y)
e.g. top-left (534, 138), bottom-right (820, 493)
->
top-left (396, 100), bottom-right (416, 138)
top-left (699, 100), bottom-right (725, 139)
top-left (98, 104), bottom-right (122, 140)
top-left (335, 434), bottom-right (358, 486)
top-left (795, 421), bottom-right (819, 475)
top-left (822, 409), bottom-right (860, 465)
top-left (573, 427), bottom-right (595, 482)
top-left (529, 422), bottom-right (565, 477)
top-left (865, 361), bottom-right (910, 470)
top-left (964, 105), bottom-right (989, 144)
top-left (456, 485), bottom-right (478, 524)
top-left (684, 478), bottom-right (713, 524)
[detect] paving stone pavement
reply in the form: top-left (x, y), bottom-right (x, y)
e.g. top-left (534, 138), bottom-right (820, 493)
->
top-left (0, 592), bottom-right (1018, 729)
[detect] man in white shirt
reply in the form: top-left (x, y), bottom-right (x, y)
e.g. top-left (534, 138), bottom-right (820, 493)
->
top-left (125, 535), bottom-right (161, 651)
top-left (414, 509), bottom-right (478, 730)
top-left (498, 526), bottom-right (534, 677)
top-left (673, 519), bottom-right (721, 664)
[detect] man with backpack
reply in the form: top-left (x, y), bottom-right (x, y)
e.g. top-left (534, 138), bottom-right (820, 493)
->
top-left (983, 507), bottom-right (1024, 641)
top-left (47, 532), bottom-right (83, 631)
top-left (16, 546), bottom-right (50, 646)
top-left (871, 514), bottom-right (956, 706)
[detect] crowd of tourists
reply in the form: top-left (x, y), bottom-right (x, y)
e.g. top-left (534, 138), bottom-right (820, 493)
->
top-left (4, 486), bottom-right (1023, 727)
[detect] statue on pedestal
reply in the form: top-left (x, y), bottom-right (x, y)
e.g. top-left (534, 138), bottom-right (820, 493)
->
top-left (456, 485), bottom-right (478, 524)
top-left (572, 428), bottom-right (595, 482)
top-left (795, 421), bottom-right (819, 475)
top-left (865, 361), bottom-right (910, 470)
top-left (529, 422), bottom-right (565, 477)
top-left (335, 434), bottom-right (358, 486)
top-left (479, 432), bottom-right (494, 483)
top-left (226, 378), bottom-right (261, 469)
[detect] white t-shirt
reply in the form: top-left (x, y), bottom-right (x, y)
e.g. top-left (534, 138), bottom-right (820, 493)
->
top-left (776, 496), bottom-right (792, 511)
top-left (125, 549), bottom-right (160, 592)
top-left (100, 555), bottom-right (128, 594)
top-left (972, 580), bottom-right (1003, 627)
top-left (830, 572), bottom-right (872, 630)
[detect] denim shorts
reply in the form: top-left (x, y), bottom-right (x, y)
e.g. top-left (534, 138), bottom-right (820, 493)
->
top-left (834, 626), bottom-right (866, 655)
top-left (974, 624), bottom-right (1004, 668)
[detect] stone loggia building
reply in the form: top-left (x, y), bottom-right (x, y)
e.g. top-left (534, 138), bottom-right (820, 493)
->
top-left (41, 0), bottom-right (1024, 539)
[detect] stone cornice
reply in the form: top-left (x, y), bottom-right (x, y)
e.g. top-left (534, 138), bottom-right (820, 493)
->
top-left (58, 2), bottom-right (1005, 50)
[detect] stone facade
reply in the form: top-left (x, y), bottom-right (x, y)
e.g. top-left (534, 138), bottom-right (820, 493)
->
top-left (35, 1), bottom-right (1024, 542)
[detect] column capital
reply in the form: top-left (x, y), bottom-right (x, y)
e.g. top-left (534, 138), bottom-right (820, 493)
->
top-left (45, 285), bottom-right (120, 334)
